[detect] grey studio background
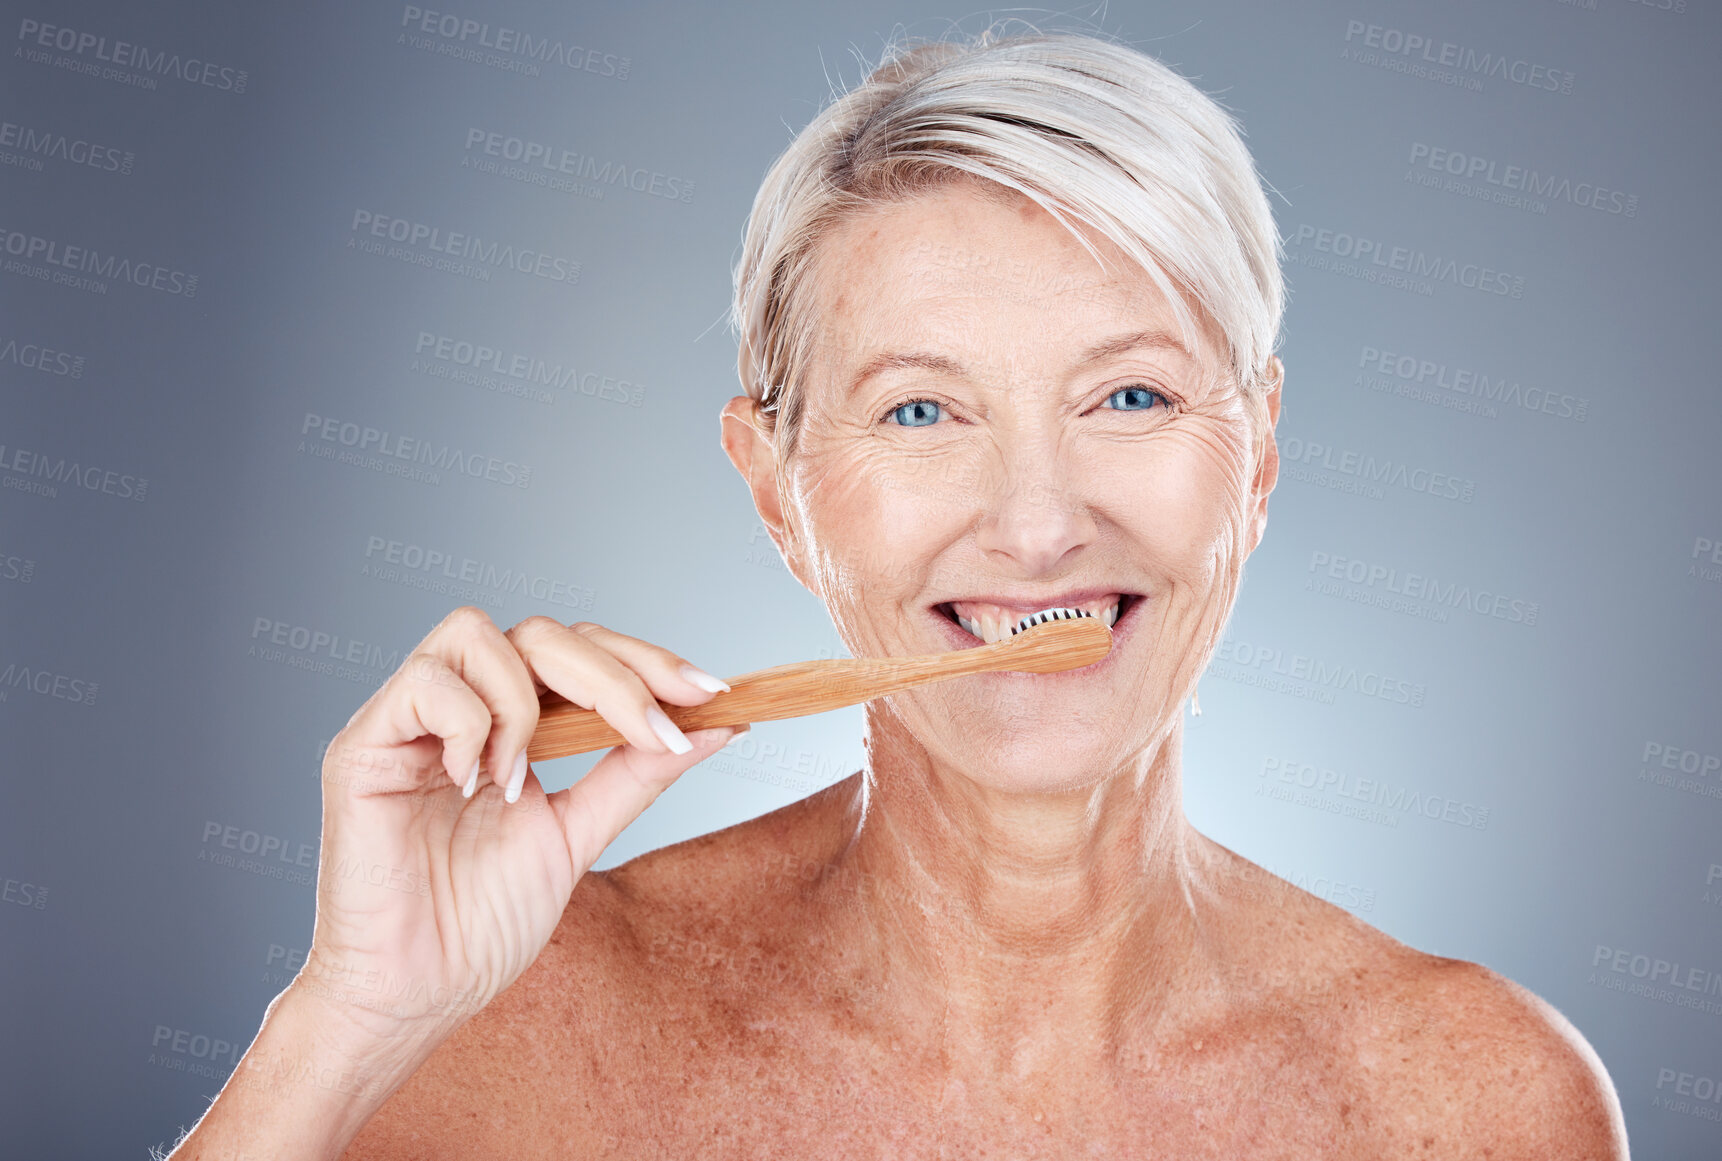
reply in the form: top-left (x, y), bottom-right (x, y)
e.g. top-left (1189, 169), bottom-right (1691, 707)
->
top-left (2, 0), bottom-right (1718, 1156)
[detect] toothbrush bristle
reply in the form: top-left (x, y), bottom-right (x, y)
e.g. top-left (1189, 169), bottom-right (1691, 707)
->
top-left (1011, 607), bottom-right (1094, 635)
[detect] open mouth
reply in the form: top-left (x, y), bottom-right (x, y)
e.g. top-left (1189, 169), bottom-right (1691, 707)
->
top-left (934, 593), bottom-right (1144, 646)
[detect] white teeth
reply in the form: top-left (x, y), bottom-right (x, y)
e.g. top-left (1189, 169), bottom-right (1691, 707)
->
top-left (949, 597), bottom-right (1123, 644)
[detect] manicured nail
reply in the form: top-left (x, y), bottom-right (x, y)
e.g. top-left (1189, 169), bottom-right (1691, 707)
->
top-left (722, 724), bottom-right (752, 748)
top-left (504, 751), bottom-right (528, 803)
top-left (645, 704), bottom-right (693, 755)
top-left (463, 760), bottom-right (481, 798)
top-left (680, 664), bottom-right (730, 693)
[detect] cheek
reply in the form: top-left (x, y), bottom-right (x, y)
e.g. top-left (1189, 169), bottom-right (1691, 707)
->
top-left (1103, 428), bottom-right (1252, 587)
top-left (790, 443), bottom-right (964, 597)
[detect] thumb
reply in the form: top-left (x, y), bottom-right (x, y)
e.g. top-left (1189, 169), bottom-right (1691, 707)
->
top-left (548, 726), bottom-right (742, 873)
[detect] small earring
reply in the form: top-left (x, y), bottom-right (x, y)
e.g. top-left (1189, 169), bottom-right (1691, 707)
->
top-left (1190, 687), bottom-right (1202, 717)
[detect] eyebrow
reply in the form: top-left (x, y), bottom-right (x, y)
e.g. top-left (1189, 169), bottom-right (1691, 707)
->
top-left (845, 329), bottom-right (1190, 396)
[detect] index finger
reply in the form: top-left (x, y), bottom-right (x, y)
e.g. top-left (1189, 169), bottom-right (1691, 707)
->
top-left (566, 621), bottom-right (731, 705)
top-left (502, 617), bottom-right (717, 757)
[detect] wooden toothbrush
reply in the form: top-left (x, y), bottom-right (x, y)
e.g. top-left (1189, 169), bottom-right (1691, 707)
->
top-left (525, 609), bottom-right (1113, 762)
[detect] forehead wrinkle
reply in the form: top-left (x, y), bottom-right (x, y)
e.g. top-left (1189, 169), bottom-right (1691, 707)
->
top-left (843, 327), bottom-right (1193, 401)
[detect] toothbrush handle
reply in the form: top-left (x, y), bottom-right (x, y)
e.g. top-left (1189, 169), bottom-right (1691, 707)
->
top-left (523, 615), bottom-right (1111, 763)
top-left (527, 653), bottom-right (960, 762)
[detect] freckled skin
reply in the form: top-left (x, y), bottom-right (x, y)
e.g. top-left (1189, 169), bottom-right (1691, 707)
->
top-left (345, 184), bottom-right (1628, 1159)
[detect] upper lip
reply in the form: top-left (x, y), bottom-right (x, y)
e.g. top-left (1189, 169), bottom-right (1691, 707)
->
top-left (933, 588), bottom-right (1140, 614)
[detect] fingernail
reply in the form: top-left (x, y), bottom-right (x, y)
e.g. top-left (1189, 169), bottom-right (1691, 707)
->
top-left (645, 704), bottom-right (693, 755)
top-left (679, 664), bottom-right (730, 693)
top-left (722, 725), bottom-right (752, 748)
top-left (463, 760), bottom-right (481, 798)
top-left (504, 751), bottom-right (528, 803)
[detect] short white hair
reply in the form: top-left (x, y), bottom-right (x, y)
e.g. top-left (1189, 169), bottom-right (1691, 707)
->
top-left (731, 26), bottom-right (1285, 455)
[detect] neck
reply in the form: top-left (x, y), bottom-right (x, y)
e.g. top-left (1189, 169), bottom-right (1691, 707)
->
top-left (818, 706), bottom-right (1212, 1074)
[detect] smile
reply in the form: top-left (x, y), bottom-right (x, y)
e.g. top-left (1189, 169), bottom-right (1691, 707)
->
top-left (934, 593), bottom-right (1144, 646)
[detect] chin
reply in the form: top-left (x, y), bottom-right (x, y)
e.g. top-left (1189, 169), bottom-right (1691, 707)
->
top-left (915, 715), bottom-right (1159, 796)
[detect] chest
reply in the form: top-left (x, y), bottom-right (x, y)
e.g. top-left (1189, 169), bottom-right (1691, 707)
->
top-left (550, 1002), bottom-right (1377, 1160)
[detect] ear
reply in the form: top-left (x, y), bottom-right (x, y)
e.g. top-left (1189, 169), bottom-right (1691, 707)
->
top-left (719, 395), bottom-right (818, 595)
top-left (1243, 356), bottom-right (1283, 556)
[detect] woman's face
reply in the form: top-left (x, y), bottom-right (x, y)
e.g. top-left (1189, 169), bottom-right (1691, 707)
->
top-left (733, 181), bottom-right (1279, 794)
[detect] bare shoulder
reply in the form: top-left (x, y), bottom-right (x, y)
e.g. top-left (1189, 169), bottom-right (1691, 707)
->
top-left (339, 779), bottom-right (858, 1160)
top-left (1372, 952), bottom-right (1629, 1159)
top-left (1248, 874), bottom-right (1625, 1155)
top-left (1203, 842), bottom-right (1627, 1157)
top-left (600, 773), bottom-right (861, 916)
top-left (336, 870), bottom-right (637, 1160)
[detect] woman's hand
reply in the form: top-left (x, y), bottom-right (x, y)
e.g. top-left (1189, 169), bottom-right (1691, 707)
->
top-left (297, 606), bottom-right (739, 1045)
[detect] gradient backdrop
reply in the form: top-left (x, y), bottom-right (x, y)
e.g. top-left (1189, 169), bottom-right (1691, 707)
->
top-left (3, 0), bottom-right (1719, 1156)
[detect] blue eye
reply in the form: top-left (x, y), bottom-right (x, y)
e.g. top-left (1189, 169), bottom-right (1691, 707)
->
top-left (888, 399), bottom-right (943, 427)
top-left (1107, 385), bottom-right (1165, 411)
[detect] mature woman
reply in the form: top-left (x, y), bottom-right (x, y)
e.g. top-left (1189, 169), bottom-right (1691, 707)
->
top-left (171, 29), bottom-right (1627, 1158)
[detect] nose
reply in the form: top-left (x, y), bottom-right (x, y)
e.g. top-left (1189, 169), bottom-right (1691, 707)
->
top-left (971, 443), bottom-right (1098, 574)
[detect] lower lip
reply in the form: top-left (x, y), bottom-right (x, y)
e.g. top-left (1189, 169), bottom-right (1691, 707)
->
top-left (930, 596), bottom-right (1143, 676)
